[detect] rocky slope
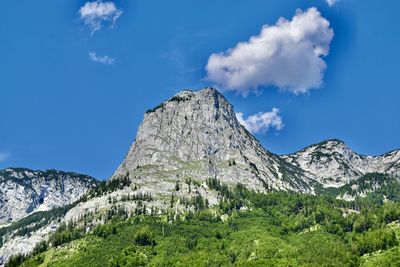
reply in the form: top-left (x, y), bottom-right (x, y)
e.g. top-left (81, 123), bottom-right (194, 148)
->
top-left (1, 87), bottom-right (400, 265)
top-left (101, 87), bottom-right (400, 208)
top-left (0, 168), bottom-right (98, 224)
top-left (112, 88), bottom-right (316, 196)
top-left (283, 139), bottom-right (400, 187)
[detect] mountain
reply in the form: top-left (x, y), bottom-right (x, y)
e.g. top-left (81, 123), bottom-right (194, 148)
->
top-left (0, 168), bottom-right (98, 224)
top-left (283, 139), bottom-right (400, 187)
top-left (112, 88), bottom-right (400, 196)
top-left (112, 88), bottom-right (315, 195)
top-left (1, 87), bottom-right (400, 265)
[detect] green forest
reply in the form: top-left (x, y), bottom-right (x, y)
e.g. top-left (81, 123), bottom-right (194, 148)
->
top-left (6, 179), bottom-right (400, 267)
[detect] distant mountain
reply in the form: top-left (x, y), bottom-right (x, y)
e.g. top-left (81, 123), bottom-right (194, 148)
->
top-left (0, 168), bottom-right (98, 224)
top-left (283, 139), bottom-right (400, 187)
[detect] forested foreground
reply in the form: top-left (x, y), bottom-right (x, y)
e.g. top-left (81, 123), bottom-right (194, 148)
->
top-left (8, 186), bottom-right (400, 267)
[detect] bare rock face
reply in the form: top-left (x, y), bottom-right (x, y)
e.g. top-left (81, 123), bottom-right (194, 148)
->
top-left (0, 168), bottom-right (98, 224)
top-left (283, 139), bottom-right (400, 187)
top-left (112, 88), bottom-right (400, 193)
top-left (113, 88), bottom-right (315, 194)
top-left (375, 149), bottom-right (400, 176)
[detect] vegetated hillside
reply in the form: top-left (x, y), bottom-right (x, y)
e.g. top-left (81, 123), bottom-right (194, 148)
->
top-left (9, 183), bottom-right (400, 267)
top-left (0, 177), bottom-right (131, 263)
top-left (0, 168), bottom-right (98, 224)
top-left (317, 173), bottom-right (400, 202)
top-left (2, 88), bottom-right (400, 265)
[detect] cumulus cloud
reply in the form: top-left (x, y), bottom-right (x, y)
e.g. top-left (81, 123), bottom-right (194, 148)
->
top-left (206, 8), bottom-right (334, 95)
top-left (0, 152), bottom-right (9, 162)
top-left (236, 108), bottom-right (283, 134)
top-left (89, 51), bottom-right (115, 64)
top-left (79, 1), bottom-right (122, 35)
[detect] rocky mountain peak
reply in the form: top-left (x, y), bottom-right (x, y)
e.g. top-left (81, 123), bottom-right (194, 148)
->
top-left (108, 87), bottom-right (400, 193)
top-left (298, 139), bottom-right (349, 153)
top-left (283, 138), bottom-right (367, 187)
top-left (284, 138), bottom-right (400, 187)
top-left (117, 88), bottom-right (239, 169)
top-left (113, 87), bottom-right (313, 193)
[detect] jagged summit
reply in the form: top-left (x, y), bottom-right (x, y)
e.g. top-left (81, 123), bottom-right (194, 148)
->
top-left (288, 139), bottom-right (347, 154)
top-left (172, 87), bottom-right (216, 98)
top-left (117, 88), bottom-right (238, 168)
top-left (113, 87), bottom-right (314, 193)
top-left (145, 88), bottom-right (218, 114)
top-left (172, 89), bottom-right (197, 98)
top-left (310, 138), bottom-right (347, 147)
top-left (284, 138), bottom-right (400, 187)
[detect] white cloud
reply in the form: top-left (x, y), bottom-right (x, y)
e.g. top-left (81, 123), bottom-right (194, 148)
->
top-left (0, 152), bottom-right (9, 162)
top-left (206, 8), bottom-right (334, 95)
top-left (236, 108), bottom-right (283, 134)
top-left (326, 0), bottom-right (340, 6)
top-left (89, 51), bottom-right (115, 64)
top-left (79, 1), bottom-right (122, 35)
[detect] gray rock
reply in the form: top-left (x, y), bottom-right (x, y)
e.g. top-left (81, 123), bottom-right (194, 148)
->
top-left (283, 139), bottom-right (400, 187)
top-left (0, 168), bottom-right (98, 224)
top-left (113, 88), bottom-right (315, 195)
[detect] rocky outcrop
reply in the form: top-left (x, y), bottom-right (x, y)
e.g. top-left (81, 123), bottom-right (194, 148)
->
top-left (112, 88), bottom-right (315, 195)
top-left (0, 168), bottom-right (98, 224)
top-left (283, 139), bottom-right (400, 187)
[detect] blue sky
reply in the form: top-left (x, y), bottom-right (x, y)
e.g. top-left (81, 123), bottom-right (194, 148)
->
top-left (0, 0), bottom-right (399, 179)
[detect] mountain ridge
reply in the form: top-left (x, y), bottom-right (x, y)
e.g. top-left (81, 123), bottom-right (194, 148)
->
top-left (283, 138), bottom-right (400, 188)
top-left (1, 87), bottom-right (400, 265)
top-left (114, 87), bottom-right (400, 192)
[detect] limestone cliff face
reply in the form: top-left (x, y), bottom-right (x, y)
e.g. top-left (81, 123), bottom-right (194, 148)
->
top-left (112, 88), bottom-right (400, 194)
top-left (0, 168), bottom-right (98, 224)
top-left (113, 88), bottom-right (314, 194)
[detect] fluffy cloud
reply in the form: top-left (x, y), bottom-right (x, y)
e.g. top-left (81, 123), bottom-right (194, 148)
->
top-left (0, 152), bottom-right (9, 162)
top-left (89, 52), bottom-right (115, 64)
top-left (236, 108), bottom-right (283, 134)
top-left (79, 1), bottom-right (122, 35)
top-left (206, 8), bottom-right (334, 95)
